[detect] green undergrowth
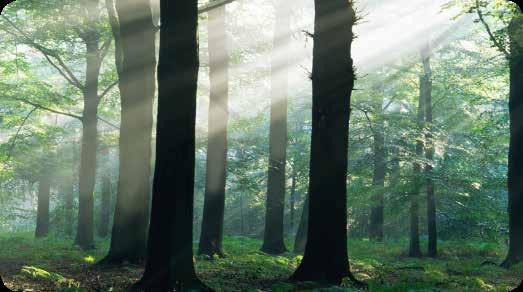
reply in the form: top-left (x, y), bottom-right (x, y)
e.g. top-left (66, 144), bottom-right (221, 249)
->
top-left (0, 233), bottom-right (521, 291)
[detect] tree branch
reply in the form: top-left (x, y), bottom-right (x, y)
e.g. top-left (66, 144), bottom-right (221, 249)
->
top-left (5, 96), bottom-right (83, 120)
top-left (198, 0), bottom-right (236, 13)
top-left (98, 80), bottom-right (119, 101)
top-left (475, 0), bottom-right (510, 59)
top-left (6, 106), bottom-right (38, 160)
top-left (1, 15), bottom-right (84, 90)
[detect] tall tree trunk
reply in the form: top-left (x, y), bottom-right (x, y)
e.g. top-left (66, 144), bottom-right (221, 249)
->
top-left (409, 56), bottom-right (426, 258)
top-left (289, 0), bottom-right (359, 285)
top-left (35, 173), bottom-right (51, 238)
top-left (422, 44), bottom-right (437, 258)
top-left (98, 154), bottom-right (112, 238)
top-left (502, 14), bottom-right (523, 268)
top-left (199, 1), bottom-right (229, 257)
top-left (75, 0), bottom-right (103, 250)
top-left (131, 0), bottom-right (209, 289)
top-left (261, 0), bottom-right (290, 255)
top-left (101, 0), bottom-right (156, 265)
top-left (293, 193), bottom-right (308, 254)
top-left (369, 97), bottom-right (386, 241)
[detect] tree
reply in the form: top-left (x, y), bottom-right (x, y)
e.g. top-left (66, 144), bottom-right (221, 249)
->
top-left (503, 11), bottom-right (523, 268)
top-left (421, 43), bottom-right (437, 257)
top-left (35, 171), bottom-right (51, 237)
top-left (199, 0), bottom-right (230, 258)
top-left (289, 0), bottom-right (360, 285)
top-left (101, 0), bottom-right (156, 264)
top-left (131, 0), bottom-right (209, 289)
top-left (409, 59), bottom-right (426, 258)
top-left (369, 90), bottom-right (386, 241)
top-left (261, 0), bottom-right (291, 255)
top-left (97, 150), bottom-right (112, 238)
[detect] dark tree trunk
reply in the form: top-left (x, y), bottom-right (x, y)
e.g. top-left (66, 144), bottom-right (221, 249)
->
top-left (422, 45), bottom-right (437, 258)
top-left (261, 0), bottom-right (290, 255)
top-left (101, 0), bottom-right (156, 265)
top-left (369, 97), bottom-right (386, 241)
top-left (98, 158), bottom-right (111, 238)
top-left (35, 173), bottom-right (51, 238)
top-left (131, 0), bottom-right (209, 289)
top-left (75, 0), bottom-right (103, 250)
top-left (502, 15), bottom-right (523, 268)
top-left (289, 0), bottom-right (358, 285)
top-left (293, 193), bottom-right (308, 254)
top-left (199, 1), bottom-right (229, 258)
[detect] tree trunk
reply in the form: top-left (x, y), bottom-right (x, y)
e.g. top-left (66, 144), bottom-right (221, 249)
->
top-left (289, 0), bottom-right (359, 285)
top-left (502, 14), bottom-right (523, 268)
top-left (422, 44), bottom-right (437, 258)
top-left (75, 0), bottom-right (102, 250)
top-left (409, 57), bottom-right (426, 258)
top-left (98, 156), bottom-right (111, 238)
top-left (101, 0), bottom-right (156, 265)
top-left (199, 1), bottom-right (229, 258)
top-left (293, 193), bottom-right (308, 254)
top-left (289, 168), bottom-right (297, 234)
top-left (35, 173), bottom-right (51, 238)
top-left (131, 0), bottom-right (209, 289)
top-left (369, 97), bottom-right (386, 241)
top-left (65, 141), bottom-right (77, 237)
top-left (261, 0), bottom-right (290, 255)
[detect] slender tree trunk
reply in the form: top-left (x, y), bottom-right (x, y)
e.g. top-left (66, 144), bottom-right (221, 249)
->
top-left (75, 0), bottom-right (103, 250)
top-left (289, 168), bottom-right (297, 234)
top-left (422, 44), bottom-right (437, 258)
top-left (409, 58), bottom-right (426, 258)
top-left (261, 0), bottom-right (290, 255)
top-left (293, 193), bottom-right (308, 254)
top-left (131, 0), bottom-right (209, 289)
top-left (101, 0), bottom-right (156, 265)
top-left (369, 97), bottom-right (386, 241)
top-left (35, 173), bottom-right (51, 238)
top-left (65, 141), bottom-right (77, 237)
top-left (199, 1), bottom-right (229, 257)
top-left (289, 0), bottom-right (359, 285)
top-left (502, 14), bottom-right (523, 268)
top-left (98, 156), bottom-right (111, 238)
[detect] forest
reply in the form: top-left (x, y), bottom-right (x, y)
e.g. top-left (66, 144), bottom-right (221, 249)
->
top-left (0, 0), bottom-right (522, 291)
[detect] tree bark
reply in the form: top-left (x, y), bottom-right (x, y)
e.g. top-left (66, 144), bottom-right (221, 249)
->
top-left (101, 0), bottom-right (156, 265)
top-left (261, 0), bottom-right (290, 255)
top-left (199, 1), bottom-right (229, 258)
top-left (369, 96), bottom-right (386, 241)
top-left (75, 0), bottom-right (103, 250)
top-left (293, 193), bottom-right (308, 254)
top-left (422, 44), bottom-right (437, 258)
top-left (35, 173), bottom-right (51, 238)
top-left (289, 0), bottom-right (359, 285)
top-left (502, 14), bottom-right (523, 268)
top-left (131, 0), bottom-right (209, 289)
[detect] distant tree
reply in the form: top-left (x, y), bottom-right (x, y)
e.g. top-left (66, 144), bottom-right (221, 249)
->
top-left (199, 0), bottom-right (230, 258)
top-left (261, 0), bottom-right (291, 255)
top-left (101, 0), bottom-right (156, 265)
top-left (369, 90), bottom-right (386, 241)
top-left (289, 0), bottom-right (360, 285)
top-left (131, 0), bottom-right (210, 289)
top-left (293, 193), bottom-right (308, 254)
top-left (97, 149), bottom-right (112, 238)
top-left (421, 43), bottom-right (437, 257)
top-left (35, 171), bottom-right (51, 237)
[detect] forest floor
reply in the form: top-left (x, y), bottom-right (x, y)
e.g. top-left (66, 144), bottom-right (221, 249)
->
top-left (0, 233), bottom-right (521, 291)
